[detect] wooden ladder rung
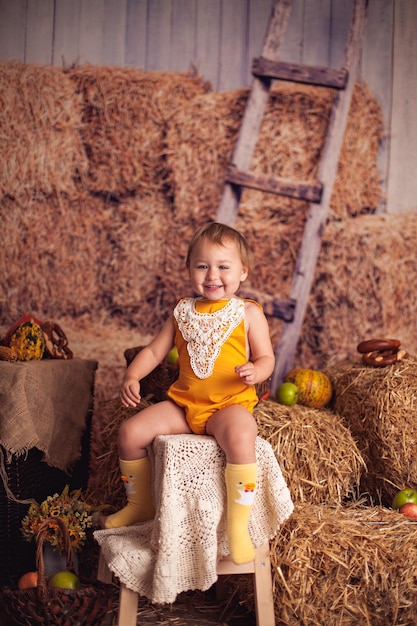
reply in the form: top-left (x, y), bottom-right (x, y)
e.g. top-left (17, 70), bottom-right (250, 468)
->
top-left (239, 288), bottom-right (295, 321)
top-left (226, 165), bottom-right (322, 203)
top-left (252, 57), bottom-right (349, 89)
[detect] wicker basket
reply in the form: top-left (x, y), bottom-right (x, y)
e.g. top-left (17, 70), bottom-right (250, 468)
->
top-left (1, 517), bottom-right (113, 626)
top-left (0, 424), bottom-right (92, 587)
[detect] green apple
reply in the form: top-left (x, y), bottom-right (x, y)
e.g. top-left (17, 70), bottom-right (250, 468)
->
top-left (392, 487), bottom-right (417, 510)
top-left (49, 570), bottom-right (80, 590)
top-left (276, 382), bottom-right (298, 406)
top-left (166, 346), bottom-right (179, 365)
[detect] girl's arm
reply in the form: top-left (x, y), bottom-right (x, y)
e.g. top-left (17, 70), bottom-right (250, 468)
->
top-left (120, 316), bottom-right (176, 407)
top-left (235, 301), bottom-right (275, 386)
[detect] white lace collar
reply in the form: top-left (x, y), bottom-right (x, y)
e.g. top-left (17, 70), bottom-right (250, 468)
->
top-left (173, 297), bottom-right (245, 379)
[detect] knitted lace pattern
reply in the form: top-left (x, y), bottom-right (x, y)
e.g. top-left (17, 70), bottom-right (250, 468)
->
top-left (94, 434), bottom-right (294, 604)
top-left (173, 297), bottom-right (245, 379)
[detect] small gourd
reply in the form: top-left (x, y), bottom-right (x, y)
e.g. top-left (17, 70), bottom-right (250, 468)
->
top-left (283, 368), bottom-right (332, 408)
top-left (9, 319), bottom-right (45, 361)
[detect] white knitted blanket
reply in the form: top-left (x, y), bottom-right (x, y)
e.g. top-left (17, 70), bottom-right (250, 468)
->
top-left (94, 434), bottom-right (294, 604)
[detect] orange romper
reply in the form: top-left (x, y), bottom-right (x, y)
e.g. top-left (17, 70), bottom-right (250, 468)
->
top-left (167, 297), bottom-right (260, 435)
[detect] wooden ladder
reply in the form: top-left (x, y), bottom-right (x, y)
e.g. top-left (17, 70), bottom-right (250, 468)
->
top-left (216, 0), bottom-right (368, 393)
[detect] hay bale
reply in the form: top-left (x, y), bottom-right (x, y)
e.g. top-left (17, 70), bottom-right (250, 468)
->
top-left (0, 190), bottom-right (173, 332)
top-left (254, 399), bottom-right (365, 505)
top-left (0, 61), bottom-right (88, 201)
top-left (166, 88), bottom-right (248, 223)
top-left (295, 213), bottom-right (417, 371)
top-left (329, 356), bottom-right (417, 506)
top-left (265, 503), bottom-right (417, 625)
top-left (69, 65), bottom-right (211, 196)
top-left (0, 193), bottom-right (105, 324)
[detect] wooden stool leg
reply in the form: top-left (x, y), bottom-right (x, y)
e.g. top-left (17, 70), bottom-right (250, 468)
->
top-left (215, 575), bottom-right (229, 602)
top-left (118, 583), bottom-right (139, 626)
top-left (253, 542), bottom-right (275, 626)
top-left (97, 548), bottom-right (113, 584)
top-left (98, 548), bottom-right (139, 626)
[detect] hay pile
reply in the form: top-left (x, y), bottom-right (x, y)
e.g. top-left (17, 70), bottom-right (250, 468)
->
top-left (254, 399), bottom-right (365, 505)
top-left (0, 61), bottom-right (405, 488)
top-left (255, 503), bottom-right (417, 625)
top-left (330, 356), bottom-right (417, 506)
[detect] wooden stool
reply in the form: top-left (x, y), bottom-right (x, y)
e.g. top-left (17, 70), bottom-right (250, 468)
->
top-left (98, 540), bottom-right (275, 626)
top-left (94, 435), bottom-right (292, 625)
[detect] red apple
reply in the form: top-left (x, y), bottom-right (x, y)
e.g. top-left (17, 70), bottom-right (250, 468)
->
top-left (18, 571), bottom-right (38, 589)
top-left (399, 502), bottom-right (417, 520)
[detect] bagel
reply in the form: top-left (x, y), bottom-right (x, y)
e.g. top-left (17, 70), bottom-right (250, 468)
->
top-left (357, 338), bottom-right (401, 354)
top-left (362, 348), bottom-right (408, 367)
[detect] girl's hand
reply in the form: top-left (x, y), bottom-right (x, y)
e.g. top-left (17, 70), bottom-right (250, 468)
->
top-left (120, 378), bottom-right (141, 407)
top-left (235, 362), bottom-right (257, 385)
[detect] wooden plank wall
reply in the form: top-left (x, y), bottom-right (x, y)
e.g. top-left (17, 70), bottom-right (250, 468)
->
top-left (0, 0), bottom-right (416, 214)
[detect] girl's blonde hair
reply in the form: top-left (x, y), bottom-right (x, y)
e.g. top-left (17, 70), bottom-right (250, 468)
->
top-left (186, 222), bottom-right (253, 272)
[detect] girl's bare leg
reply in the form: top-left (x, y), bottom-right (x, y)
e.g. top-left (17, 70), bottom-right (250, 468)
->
top-left (103, 400), bottom-right (191, 528)
top-left (118, 399), bottom-right (192, 459)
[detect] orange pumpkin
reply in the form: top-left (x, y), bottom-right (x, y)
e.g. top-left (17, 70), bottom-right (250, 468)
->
top-left (283, 368), bottom-right (333, 408)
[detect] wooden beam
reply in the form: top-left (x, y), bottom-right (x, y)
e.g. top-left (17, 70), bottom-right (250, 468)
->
top-left (252, 57), bottom-right (348, 89)
top-left (226, 165), bottom-right (323, 202)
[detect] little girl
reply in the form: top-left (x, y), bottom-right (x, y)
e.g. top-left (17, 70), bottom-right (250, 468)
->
top-left (103, 222), bottom-right (275, 564)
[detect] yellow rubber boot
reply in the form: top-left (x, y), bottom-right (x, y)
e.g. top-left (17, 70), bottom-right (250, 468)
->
top-left (225, 462), bottom-right (257, 564)
top-left (104, 457), bottom-right (155, 528)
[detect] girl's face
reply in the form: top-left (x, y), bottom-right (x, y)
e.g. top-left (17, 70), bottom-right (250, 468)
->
top-left (188, 238), bottom-right (248, 300)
